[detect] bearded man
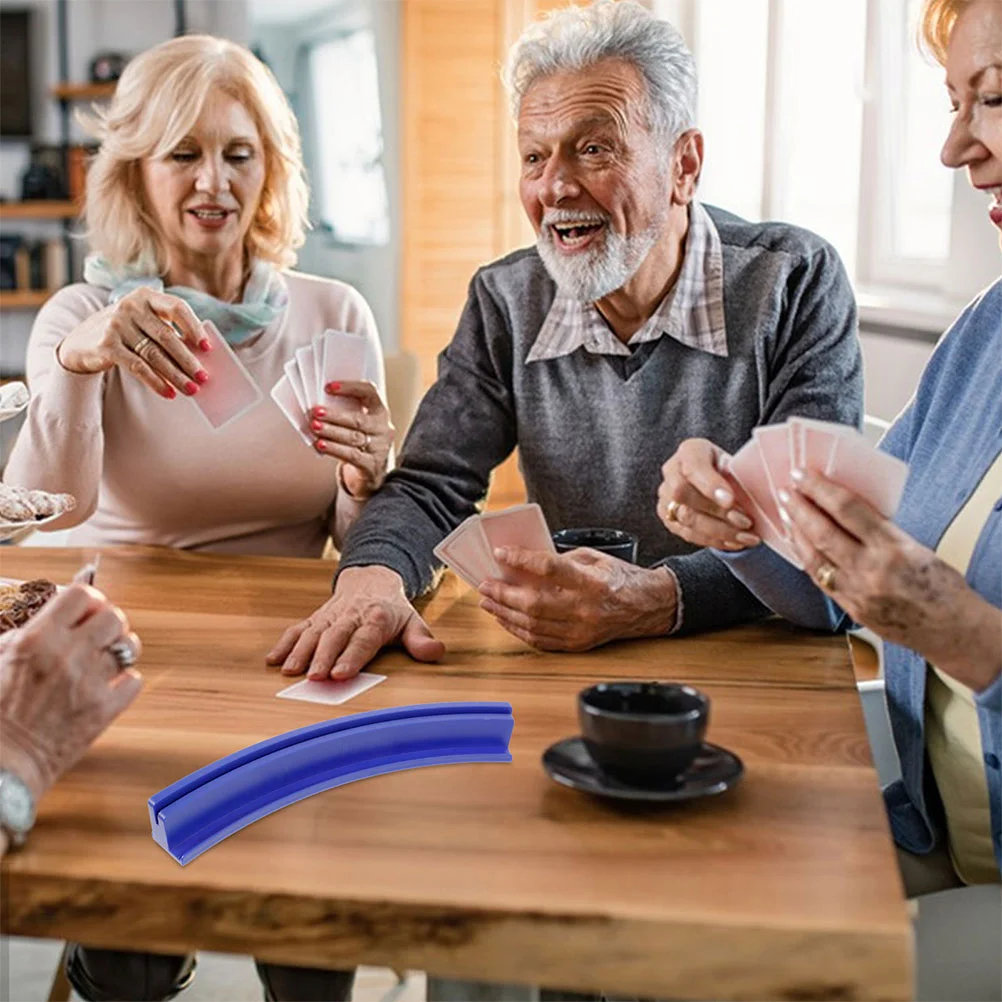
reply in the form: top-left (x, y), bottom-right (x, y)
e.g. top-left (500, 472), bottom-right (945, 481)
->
top-left (267, 0), bottom-right (862, 677)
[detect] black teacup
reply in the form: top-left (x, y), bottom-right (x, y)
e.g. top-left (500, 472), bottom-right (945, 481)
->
top-left (578, 681), bottom-right (709, 786)
top-left (552, 528), bottom-right (639, 564)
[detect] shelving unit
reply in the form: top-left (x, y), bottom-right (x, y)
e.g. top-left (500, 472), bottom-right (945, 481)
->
top-left (1, 1), bottom-right (186, 313)
top-left (50, 81), bottom-right (116, 101)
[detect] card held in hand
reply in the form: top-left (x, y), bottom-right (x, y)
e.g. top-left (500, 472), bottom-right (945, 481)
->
top-left (434, 516), bottom-right (502, 588)
top-left (190, 320), bottom-right (263, 430)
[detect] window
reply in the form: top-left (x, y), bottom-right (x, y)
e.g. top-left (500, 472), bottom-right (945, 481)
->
top-left (309, 29), bottom-right (389, 245)
top-left (656, 0), bottom-right (967, 300)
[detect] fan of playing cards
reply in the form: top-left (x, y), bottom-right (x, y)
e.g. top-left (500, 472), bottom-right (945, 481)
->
top-left (271, 329), bottom-right (369, 445)
top-left (721, 417), bottom-right (909, 570)
top-left (434, 503), bottom-right (555, 588)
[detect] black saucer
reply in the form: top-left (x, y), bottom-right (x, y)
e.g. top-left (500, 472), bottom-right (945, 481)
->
top-left (542, 737), bottom-right (744, 803)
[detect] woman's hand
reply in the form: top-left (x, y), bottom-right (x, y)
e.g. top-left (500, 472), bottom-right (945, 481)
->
top-left (310, 381), bottom-right (395, 500)
top-left (57, 288), bottom-right (210, 400)
top-left (0, 584), bottom-right (143, 803)
top-left (781, 469), bottom-right (1002, 692)
top-left (657, 438), bottom-right (760, 550)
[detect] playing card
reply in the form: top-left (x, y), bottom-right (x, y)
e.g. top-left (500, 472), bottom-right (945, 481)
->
top-left (480, 503), bottom-right (554, 552)
top-left (829, 430), bottom-right (909, 518)
top-left (283, 359), bottom-right (309, 415)
top-left (480, 503), bottom-right (554, 582)
top-left (295, 344), bottom-right (320, 411)
top-left (320, 330), bottom-right (368, 402)
top-left (190, 320), bottom-right (263, 430)
top-left (270, 374), bottom-right (313, 446)
top-left (276, 672), bottom-right (386, 705)
top-left (753, 425), bottom-right (795, 512)
top-left (724, 440), bottom-right (804, 568)
top-left (434, 516), bottom-right (501, 588)
top-left (789, 417), bottom-right (849, 475)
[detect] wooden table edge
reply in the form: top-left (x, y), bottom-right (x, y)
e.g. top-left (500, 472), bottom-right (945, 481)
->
top-left (1, 872), bottom-right (914, 1001)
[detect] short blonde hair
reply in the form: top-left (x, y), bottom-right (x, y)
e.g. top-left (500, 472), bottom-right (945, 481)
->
top-left (919, 0), bottom-right (969, 64)
top-left (82, 35), bottom-right (309, 272)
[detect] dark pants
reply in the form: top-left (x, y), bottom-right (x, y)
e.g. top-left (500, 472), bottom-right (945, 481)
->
top-left (65, 944), bottom-right (355, 1002)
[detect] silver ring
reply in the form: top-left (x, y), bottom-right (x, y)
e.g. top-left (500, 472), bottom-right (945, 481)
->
top-left (362, 433), bottom-right (371, 452)
top-left (107, 639), bottom-right (138, 669)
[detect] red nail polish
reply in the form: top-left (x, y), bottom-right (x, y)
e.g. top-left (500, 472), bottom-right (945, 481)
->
top-left (313, 407), bottom-right (326, 418)
top-left (325, 382), bottom-right (341, 394)
top-left (184, 381), bottom-right (198, 395)
top-left (163, 386), bottom-right (177, 400)
top-left (310, 419), bottom-right (322, 432)
top-left (199, 339), bottom-right (211, 352)
top-left (194, 370), bottom-right (209, 385)
top-left (315, 439), bottom-right (326, 452)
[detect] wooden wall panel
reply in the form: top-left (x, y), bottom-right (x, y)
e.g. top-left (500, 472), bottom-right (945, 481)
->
top-left (402, 0), bottom-right (568, 508)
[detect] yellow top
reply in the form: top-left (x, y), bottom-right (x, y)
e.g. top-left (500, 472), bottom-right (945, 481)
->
top-left (925, 450), bottom-right (1002, 885)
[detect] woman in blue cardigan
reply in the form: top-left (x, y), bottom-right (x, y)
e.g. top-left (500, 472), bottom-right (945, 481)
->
top-left (657, 0), bottom-right (1000, 896)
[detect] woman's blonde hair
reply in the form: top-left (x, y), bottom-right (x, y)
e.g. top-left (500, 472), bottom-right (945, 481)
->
top-left (82, 34), bottom-right (309, 272)
top-left (919, 0), bottom-right (969, 65)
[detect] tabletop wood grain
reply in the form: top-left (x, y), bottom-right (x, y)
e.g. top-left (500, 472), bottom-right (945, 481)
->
top-left (0, 547), bottom-right (912, 1000)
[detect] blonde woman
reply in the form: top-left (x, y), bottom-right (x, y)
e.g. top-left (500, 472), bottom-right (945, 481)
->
top-left (4, 35), bottom-right (394, 557)
top-left (2, 34), bottom-right (387, 1002)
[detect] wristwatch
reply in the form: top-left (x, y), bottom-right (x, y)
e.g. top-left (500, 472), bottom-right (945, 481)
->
top-left (0, 769), bottom-right (36, 849)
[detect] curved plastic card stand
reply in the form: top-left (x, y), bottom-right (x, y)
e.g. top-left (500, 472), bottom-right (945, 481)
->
top-left (150, 702), bottom-right (514, 865)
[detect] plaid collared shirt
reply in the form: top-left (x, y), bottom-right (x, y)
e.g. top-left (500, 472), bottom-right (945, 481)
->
top-left (526, 201), bottom-right (728, 364)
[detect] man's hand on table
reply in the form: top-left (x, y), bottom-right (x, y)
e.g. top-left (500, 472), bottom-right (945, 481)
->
top-left (266, 566), bottom-right (445, 680)
top-left (478, 547), bottom-right (679, 651)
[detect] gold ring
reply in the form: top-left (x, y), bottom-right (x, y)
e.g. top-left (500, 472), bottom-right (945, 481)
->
top-left (664, 499), bottom-right (681, 522)
top-left (133, 334), bottom-right (156, 358)
top-left (815, 563), bottom-right (837, 591)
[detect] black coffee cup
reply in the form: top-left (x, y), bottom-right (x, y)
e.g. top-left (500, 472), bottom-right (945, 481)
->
top-left (578, 681), bottom-right (709, 786)
top-left (552, 527), bottom-right (639, 563)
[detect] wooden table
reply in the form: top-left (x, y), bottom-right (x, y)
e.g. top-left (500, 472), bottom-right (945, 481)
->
top-left (0, 547), bottom-right (913, 1001)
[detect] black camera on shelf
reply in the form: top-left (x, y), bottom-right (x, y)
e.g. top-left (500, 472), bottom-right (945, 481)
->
top-left (19, 144), bottom-right (68, 201)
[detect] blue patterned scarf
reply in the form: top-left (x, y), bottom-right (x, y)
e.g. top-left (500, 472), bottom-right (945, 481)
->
top-left (83, 255), bottom-right (289, 346)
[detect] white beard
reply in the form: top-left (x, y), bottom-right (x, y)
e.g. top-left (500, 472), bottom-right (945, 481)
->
top-left (536, 213), bottom-right (664, 303)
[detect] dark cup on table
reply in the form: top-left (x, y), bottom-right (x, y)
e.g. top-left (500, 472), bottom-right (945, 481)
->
top-left (551, 527), bottom-right (639, 564)
top-left (578, 681), bottom-right (710, 786)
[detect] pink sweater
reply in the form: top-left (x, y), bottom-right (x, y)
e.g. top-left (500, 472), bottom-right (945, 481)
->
top-left (4, 271), bottom-right (383, 557)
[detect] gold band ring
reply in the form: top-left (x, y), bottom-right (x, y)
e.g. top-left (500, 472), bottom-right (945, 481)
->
top-left (814, 563), bottom-right (837, 591)
top-left (664, 499), bottom-right (681, 523)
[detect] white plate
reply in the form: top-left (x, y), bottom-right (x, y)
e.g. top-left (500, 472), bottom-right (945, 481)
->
top-left (0, 381), bottom-right (29, 423)
top-left (0, 510), bottom-right (65, 541)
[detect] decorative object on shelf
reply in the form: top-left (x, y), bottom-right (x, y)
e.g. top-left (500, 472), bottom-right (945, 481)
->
top-left (0, 237), bottom-right (20, 291)
top-left (20, 145), bottom-right (67, 201)
top-left (89, 52), bottom-right (128, 84)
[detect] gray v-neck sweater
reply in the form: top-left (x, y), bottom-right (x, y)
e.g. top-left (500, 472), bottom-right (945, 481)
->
top-left (338, 205), bottom-right (862, 635)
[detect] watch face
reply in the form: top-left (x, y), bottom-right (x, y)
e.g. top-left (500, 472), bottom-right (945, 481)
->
top-left (0, 773), bottom-right (34, 832)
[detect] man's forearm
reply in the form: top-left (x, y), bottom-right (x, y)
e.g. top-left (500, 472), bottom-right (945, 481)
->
top-left (620, 566), bottom-right (680, 640)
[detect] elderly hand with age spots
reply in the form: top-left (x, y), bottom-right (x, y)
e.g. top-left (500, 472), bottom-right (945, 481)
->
top-left (0, 585), bottom-right (143, 814)
top-left (778, 468), bottom-right (1001, 693)
top-left (478, 546), bottom-right (679, 652)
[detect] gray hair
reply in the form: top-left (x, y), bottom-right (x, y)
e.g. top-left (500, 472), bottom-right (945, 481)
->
top-left (504, 1), bottom-right (697, 146)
